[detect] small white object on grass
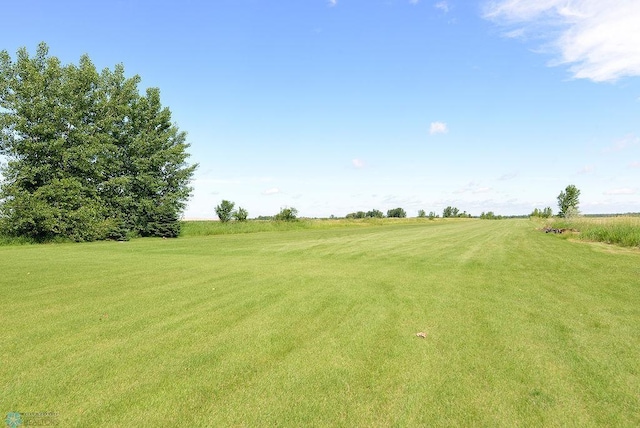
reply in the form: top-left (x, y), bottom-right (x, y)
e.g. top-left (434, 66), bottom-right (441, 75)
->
top-left (416, 332), bottom-right (427, 338)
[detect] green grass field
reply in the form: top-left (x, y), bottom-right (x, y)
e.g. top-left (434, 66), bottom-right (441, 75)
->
top-left (1, 219), bottom-right (639, 427)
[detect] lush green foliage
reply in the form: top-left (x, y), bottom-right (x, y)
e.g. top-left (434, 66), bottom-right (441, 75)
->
top-left (480, 211), bottom-right (503, 219)
top-left (1, 220), bottom-right (638, 426)
top-left (530, 207), bottom-right (553, 218)
top-left (346, 209), bottom-right (385, 219)
top-left (274, 206), bottom-right (298, 221)
top-left (557, 184), bottom-right (580, 218)
top-left (233, 206), bottom-right (248, 221)
top-left (386, 207), bottom-right (406, 218)
top-left (0, 44), bottom-right (196, 241)
top-left (214, 200), bottom-right (235, 223)
top-left (417, 209), bottom-right (426, 218)
top-left (442, 206), bottom-right (459, 217)
top-left (443, 206), bottom-right (471, 218)
top-left (346, 211), bottom-right (366, 219)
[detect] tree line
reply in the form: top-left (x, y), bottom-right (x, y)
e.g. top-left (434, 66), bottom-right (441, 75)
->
top-left (216, 185), bottom-right (581, 223)
top-left (0, 43), bottom-right (585, 242)
top-left (214, 200), bottom-right (298, 222)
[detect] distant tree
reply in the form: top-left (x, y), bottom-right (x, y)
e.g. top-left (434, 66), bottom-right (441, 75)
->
top-left (387, 207), bottom-right (407, 218)
top-left (442, 206), bottom-right (459, 218)
top-left (480, 211), bottom-right (501, 220)
top-left (232, 207), bottom-right (248, 221)
top-left (530, 207), bottom-right (553, 218)
top-left (428, 211), bottom-right (437, 220)
top-left (346, 211), bottom-right (366, 219)
top-left (366, 209), bottom-right (384, 218)
top-left (215, 200), bottom-right (235, 223)
top-left (417, 209), bottom-right (426, 218)
top-left (557, 185), bottom-right (580, 218)
top-left (274, 207), bottom-right (298, 221)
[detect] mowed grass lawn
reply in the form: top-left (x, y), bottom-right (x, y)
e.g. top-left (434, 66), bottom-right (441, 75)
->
top-left (1, 219), bottom-right (639, 427)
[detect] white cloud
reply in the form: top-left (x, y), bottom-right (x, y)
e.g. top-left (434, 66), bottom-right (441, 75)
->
top-left (603, 188), bottom-right (636, 195)
top-left (328, 0), bottom-right (337, 7)
top-left (409, 0), bottom-right (420, 5)
top-left (474, 187), bottom-right (492, 194)
top-left (263, 187), bottom-right (280, 195)
top-left (435, 1), bottom-right (449, 13)
top-left (352, 158), bottom-right (365, 169)
top-left (578, 165), bottom-right (595, 174)
top-left (630, 161), bottom-right (640, 168)
top-left (484, 0), bottom-right (640, 82)
top-left (453, 181), bottom-right (492, 195)
top-left (604, 134), bottom-right (640, 153)
top-left (497, 172), bottom-right (518, 181)
top-left (429, 121), bottom-right (448, 135)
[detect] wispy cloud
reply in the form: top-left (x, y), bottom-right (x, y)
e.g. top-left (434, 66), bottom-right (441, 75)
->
top-left (263, 187), bottom-right (280, 195)
top-left (474, 187), bottom-right (492, 194)
top-left (630, 161), bottom-right (640, 168)
top-left (484, 0), bottom-right (640, 82)
top-left (409, 0), bottom-right (420, 5)
top-left (578, 164), bottom-right (595, 174)
top-left (429, 121), bottom-right (448, 135)
top-left (604, 188), bottom-right (636, 195)
top-left (453, 181), bottom-right (492, 194)
top-left (328, 0), bottom-right (337, 7)
top-left (604, 134), bottom-right (640, 153)
top-left (352, 158), bottom-right (365, 169)
top-left (435, 1), bottom-right (449, 13)
top-left (497, 172), bottom-right (518, 181)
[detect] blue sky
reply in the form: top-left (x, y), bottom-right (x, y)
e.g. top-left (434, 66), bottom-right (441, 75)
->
top-left (3, 0), bottom-right (640, 218)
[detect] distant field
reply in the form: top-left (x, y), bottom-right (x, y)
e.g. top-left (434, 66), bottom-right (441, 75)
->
top-left (1, 219), bottom-right (639, 426)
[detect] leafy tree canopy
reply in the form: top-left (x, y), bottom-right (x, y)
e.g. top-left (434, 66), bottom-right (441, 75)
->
top-left (274, 207), bottom-right (298, 221)
top-left (386, 207), bottom-right (406, 218)
top-left (232, 206), bottom-right (248, 222)
top-left (557, 185), bottom-right (580, 218)
top-left (442, 206), bottom-right (459, 218)
top-left (0, 43), bottom-right (197, 241)
top-left (215, 200), bottom-right (235, 223)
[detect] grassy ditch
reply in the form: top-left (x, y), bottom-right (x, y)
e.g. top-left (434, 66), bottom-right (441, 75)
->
top-left (549, 216), bottom-right (640, 248)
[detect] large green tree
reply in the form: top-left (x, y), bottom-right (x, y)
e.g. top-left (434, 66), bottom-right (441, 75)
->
top-left (0, 43), bottom-right (196, 241)
top-left (557, 185), bottom-right (580, 218)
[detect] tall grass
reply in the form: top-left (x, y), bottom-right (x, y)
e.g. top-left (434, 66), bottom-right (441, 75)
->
top-left (551, 216), bottom-right (640, 248)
